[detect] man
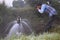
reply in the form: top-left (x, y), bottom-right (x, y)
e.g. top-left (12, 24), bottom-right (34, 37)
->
top-left (36, 3), bottom-right (57, 32)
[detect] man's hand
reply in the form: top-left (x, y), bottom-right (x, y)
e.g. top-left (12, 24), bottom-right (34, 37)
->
top-left (37, 7), bottom-right (39, 9)
top-left (36, 6), bottom-right (41, 10)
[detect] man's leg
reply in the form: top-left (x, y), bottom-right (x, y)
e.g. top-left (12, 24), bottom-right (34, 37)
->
top-left (44, 15), bottom-right (56, 32)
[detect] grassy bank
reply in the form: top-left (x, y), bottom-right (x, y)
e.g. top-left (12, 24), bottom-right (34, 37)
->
top-left (1, 33), bottom-right (60, 40)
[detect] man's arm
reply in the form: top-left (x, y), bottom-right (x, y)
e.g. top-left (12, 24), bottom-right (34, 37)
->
top-left (37, 4), bottom-right (46, 13)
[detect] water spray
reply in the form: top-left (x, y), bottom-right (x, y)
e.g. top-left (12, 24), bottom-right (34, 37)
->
top-left (4, 16), bottom-right (33, 39)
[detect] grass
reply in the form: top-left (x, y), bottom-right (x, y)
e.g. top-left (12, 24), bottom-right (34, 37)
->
top-left (1, 33), bottom-right (60, 40)
top-left (49, 25), bottom-right (60, 33)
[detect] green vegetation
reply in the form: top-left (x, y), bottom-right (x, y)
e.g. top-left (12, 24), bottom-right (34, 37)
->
top-left (1, 33), bottom-right (60, 40)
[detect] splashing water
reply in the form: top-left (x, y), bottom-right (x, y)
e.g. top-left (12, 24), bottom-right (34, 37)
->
top-left (5, 18), bottom-right (33, 39)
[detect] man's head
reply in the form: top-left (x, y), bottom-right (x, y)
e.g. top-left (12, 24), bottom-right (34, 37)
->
top-left (36, 3), bottom-right (42, 9)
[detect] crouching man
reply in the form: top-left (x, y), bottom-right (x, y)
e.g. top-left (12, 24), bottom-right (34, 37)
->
top-left (36, 3), bottom-right (57, 32)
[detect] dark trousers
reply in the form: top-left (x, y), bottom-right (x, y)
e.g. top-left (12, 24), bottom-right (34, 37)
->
top-left (44, 15), bottom-right (57, 32)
